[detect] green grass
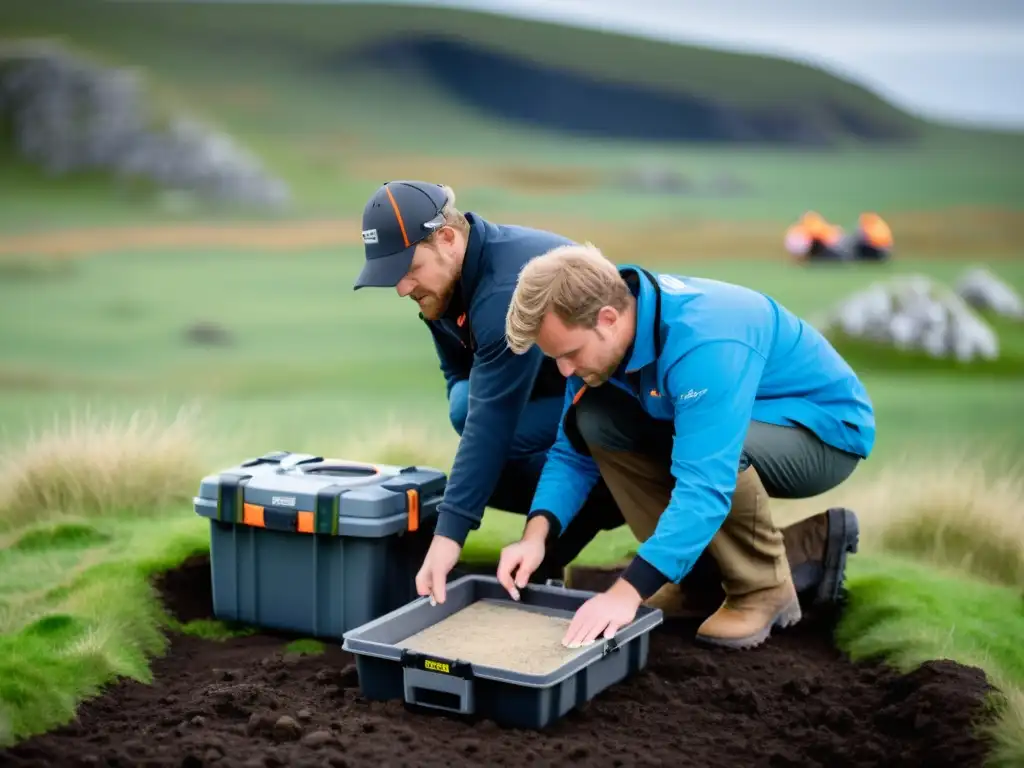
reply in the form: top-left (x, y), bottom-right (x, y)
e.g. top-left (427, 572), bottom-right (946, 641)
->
top-left (177, 619), bottom-right (257, 641)
top-left (1, 249), bottom-right (1020, 461)
top-left (284, 639), bottom-right (326, 657)
top-left (839, 555), bottom-right (1024, 683)
top-left (838, 555), bottom-right (1024, 767)
top-left (0, 512), bottom-right (209, 746)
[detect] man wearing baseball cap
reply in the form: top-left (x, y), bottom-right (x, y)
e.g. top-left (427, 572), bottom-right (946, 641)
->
top-left (353, 180), bottom-right (625, 605)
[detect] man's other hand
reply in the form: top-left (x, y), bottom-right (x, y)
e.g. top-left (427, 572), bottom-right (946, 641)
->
top-left (415, 535), bottom-right (462, 605)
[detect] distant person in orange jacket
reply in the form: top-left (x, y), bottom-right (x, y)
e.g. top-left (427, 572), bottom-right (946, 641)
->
top-left (850, 213), bottom-right (893, 261)
top-left (784, 211), bottom-right (845, 261)
top-left (785, 211), bottom-right (892, 263)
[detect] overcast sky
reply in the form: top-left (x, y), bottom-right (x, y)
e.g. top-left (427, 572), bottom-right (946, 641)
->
top-left (330, 0), bottom-right (1024, 129)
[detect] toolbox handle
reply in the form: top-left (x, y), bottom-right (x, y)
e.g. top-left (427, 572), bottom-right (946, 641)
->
top-left (400, 651), bottom-right (475, 716)
top-left (240, 450), bottom-right (292, 468)
top-left (293, 460), bottom-right (382, 479)
top-left (276, 453), bottom-right (324, 470)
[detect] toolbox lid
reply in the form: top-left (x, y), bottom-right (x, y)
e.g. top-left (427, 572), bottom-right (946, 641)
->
top-left (193, 451), bottom-right (446, 538)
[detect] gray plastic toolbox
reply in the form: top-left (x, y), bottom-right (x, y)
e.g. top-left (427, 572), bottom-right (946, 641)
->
top-left (193, 450), bottom-right (446, 639)
top-left (341, 574), bottom-right (664, 729)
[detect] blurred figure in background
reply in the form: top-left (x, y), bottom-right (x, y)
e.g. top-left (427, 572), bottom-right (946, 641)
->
top-left (784, 210), bottom-right (892, 263)
top-left (851, 212), bottom-right (893, 261)
top-left (784, 211), bottom-right (846, 261)
top-left (352, 180), bottom-right (625, 605)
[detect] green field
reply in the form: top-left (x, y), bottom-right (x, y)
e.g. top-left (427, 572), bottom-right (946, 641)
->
top-left (1, 0), bottom-right (1023, 762)
top-left (2, 0), bottom-right (1023, 230)
top-left (2, 250), bottom-right (1021, 464)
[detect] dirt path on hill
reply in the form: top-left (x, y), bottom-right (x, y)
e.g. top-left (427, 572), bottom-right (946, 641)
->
top-left (0, 220), bottom-right (363, 258)
top-left (0, 217), bottom-right (781, 262)
top-left (1, 205), bottom-right (1018, 262)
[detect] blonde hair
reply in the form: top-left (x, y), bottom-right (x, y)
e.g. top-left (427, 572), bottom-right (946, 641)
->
top-left (424, 184), bottom-right (469, 241)
top-left (506, 242), bottom-right (630, 354)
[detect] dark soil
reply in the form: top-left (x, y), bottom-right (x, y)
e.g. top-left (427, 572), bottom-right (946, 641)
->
top-left (0, 555), bottom-right (998, 768)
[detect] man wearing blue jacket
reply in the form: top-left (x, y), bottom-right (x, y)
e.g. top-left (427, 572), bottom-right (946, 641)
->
top-left (498, 242), bottom-right (872, 649)
top-left (352, 181), bottom-right (625, 604)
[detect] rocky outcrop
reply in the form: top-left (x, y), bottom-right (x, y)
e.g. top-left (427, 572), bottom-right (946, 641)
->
top-left (820, 275), bottom-right (1000, 362)
top-left (0, 40), bottom-right (290, 210)
top-left (954, 267), bottom-right (1024, 321)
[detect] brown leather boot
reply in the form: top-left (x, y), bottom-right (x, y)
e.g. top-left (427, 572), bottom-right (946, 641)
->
top-left (783, 507), bottom-right (860, 606)
top-left (643, 582), bottom-right (723, 619)
top-left (694, 576), bottom-right (802, 649)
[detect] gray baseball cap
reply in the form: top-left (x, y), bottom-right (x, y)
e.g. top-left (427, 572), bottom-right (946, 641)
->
top-left (353, 180), bottom-right (448, 290)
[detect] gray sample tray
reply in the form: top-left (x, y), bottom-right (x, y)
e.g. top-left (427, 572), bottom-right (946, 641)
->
top-left (341, 574), bottom-right (664, 729)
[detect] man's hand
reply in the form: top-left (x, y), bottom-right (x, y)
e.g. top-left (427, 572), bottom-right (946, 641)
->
top-left (496, 515), bottom-right (550, 601)
top-left (415, 535), bottom-right (462, 605)
top-left (562, 579), bottom-right (642, 648)
top-left (496, 540), bottom-right (546, 601)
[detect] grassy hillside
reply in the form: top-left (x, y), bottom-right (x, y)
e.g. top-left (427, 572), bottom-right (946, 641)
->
top-left (0, 1), bottom-right (1021, 447)
top-left (1, 0), bottom-right (1022, 230)
top-left (1, 0), bottom-right (919, 126)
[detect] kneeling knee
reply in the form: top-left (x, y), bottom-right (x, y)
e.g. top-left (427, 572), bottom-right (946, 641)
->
top-left (575, 394), bottom-right (634, 452)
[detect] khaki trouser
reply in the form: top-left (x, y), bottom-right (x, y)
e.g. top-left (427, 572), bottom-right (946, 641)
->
top-left (572, 384), bottom-right (860, 597)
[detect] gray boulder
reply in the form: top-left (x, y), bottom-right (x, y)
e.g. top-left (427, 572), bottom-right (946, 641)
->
top-left (0, 39), bottom-right (291, 210)
top-left (819, 274), bottom-right (999, 363)
top-left (954, 267), bottom-right (1024, 321)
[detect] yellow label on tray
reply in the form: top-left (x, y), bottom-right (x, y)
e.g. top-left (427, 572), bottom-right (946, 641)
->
top-left (423, 659), bottom-right (450, 674)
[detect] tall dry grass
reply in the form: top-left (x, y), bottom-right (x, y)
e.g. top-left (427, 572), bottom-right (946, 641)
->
top-left (213, 410), bottom-right (460, 479)
top-left (986, 685), bottom-right (1024, 768)
top-left (775, 451), bottom-right (1024, 589)
top-left (2, 400), bottom-right (1019, 589)
top-left (0, 405), bottom-right (212, 532)
top-left (0, 404), bottom-right (461, 536)
top-left (316, 417), bottom-right (459, 472)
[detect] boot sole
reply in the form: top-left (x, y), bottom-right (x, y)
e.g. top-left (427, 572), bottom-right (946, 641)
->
top-left (694, 597), bottom-right (803, 650)
top-left (815, 507), bottom-right (860, 606)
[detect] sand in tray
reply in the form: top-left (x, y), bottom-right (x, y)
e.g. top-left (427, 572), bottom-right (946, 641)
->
top-left (396, 600), bottom-right (591, 676)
